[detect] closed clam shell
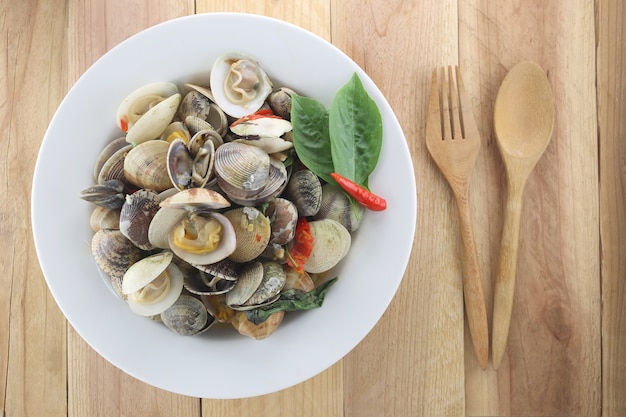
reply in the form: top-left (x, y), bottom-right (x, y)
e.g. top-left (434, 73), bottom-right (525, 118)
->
top-left (217, 157), bottom-right (287, 206)
top-left (97, 143), bottom-right (133, 188)
top-left (123, 140), bottom-right (173, 192)
top-left (91, 229), bottom-right (143, 298)
top-left (160, 295), bottom-right (213, 336)
top-left (283, 169), bottom-right (322, 217)
top-left (303, 219), bottom-right (351, 273)
top-left (214, 141), bottom-right (270, 192)
top-left (238, 261), bottom-right (286, 309)
top-left (223, 207), bottom-right (271, 263)
top-left (178, 90), bottom-right (212, 121)
top-left (314, 183), bottom-right (365, 232)
top-left (119, 189), bottom-right (161, 250)
top-left (225, 261), bottom-right (264, 307)
top-left (80, 179), bottom-right (126, 210)
top-left (90, 206), bottom-right (121, 232)
top-left (93, 137), bottom-right (128, 182)
top-left (265, 197), bottom-right (298, 245)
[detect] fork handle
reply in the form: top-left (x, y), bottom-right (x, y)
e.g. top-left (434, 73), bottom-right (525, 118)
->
top-left (455, 192), bottom-right (490, 369)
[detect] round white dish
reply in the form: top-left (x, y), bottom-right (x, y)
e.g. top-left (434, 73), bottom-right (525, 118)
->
top-left (31, 12), bottom-right (416, 399)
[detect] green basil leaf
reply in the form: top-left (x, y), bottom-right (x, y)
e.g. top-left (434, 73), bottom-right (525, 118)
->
top-left (329, 73), bottom-right (383, 185)
top-left (244, 277), bottom-right (339, 325)
top-left (291, 95), bottom-right (334, 184)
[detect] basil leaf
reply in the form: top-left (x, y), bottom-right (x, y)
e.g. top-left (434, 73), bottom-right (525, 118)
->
top-left (245, 277), bottom-right (339, 325)
top-left (329, 73), bottom-right (383, 185)
top-left (291, 95), bottom-right (334, 184)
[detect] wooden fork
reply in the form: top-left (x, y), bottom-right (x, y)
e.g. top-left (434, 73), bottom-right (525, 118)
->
top-left (425, 66), bottom-right (489, 369)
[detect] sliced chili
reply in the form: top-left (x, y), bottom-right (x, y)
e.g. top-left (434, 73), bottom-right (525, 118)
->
top-left (286, 217), bottom-right (314, 273)
top-left (330, 172), bottom-right (387, 211)
top-left (230, 108), bottom-right (282, 128)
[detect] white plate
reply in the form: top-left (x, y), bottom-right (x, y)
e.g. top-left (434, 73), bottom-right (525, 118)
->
top-left (31, 13), bottom-right (416, 399)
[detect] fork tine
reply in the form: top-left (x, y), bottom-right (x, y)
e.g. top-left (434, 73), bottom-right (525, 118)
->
top-left (427, 69), bottom-right (442, 139)
top-left (440, 67), bottom-right (452, 141)
top-left (455, 66), bottom-right (479, 139)
top-left (448, 66), bottom-right (462, 139)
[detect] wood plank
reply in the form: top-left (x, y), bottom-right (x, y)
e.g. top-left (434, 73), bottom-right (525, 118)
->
top-left (1, 0), bottom-right (69, 415)
top-left (65, 1), bottom-right (199, 415)
top-left (460, 0), bottom-right (601, 415)
top-left (597, 0), bottom-right (626, 416)
top-left (333, 1), bottom-right (467, 416)
top-left (193, 2), bottom-right (343, 415)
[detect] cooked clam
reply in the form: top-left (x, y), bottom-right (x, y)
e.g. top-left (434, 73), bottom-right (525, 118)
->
top-left (284, 169), bottom-right (322, 217)
top-left (210, 52), bottom-right (273, 118)
top-left (123, 140), bottom-right (172, 192)
top-left (80, 179), bottom-right (125, 210)
top-left (160, 294), bottom-right (214, 336)
top-left (117, 81), bottom-right (179, 131)
top-left (168, 212), bottom-right (237, 265)
top-left (223, 207), bottom-right (271, 263)
top-left (90, 206), bottom-right (121, 232)
top-left (268, 87), bottom-right (295, 120)
top-left (265, 197), bottom-right (298, 245)
top-left (93, 137), bottom-right (128, 182)
top-left (226, 261), bottom-right (285, 310)
top-left (122, 251), bottom-right (184, 316)
top-left (303, 219), bottom-right (351, 273)
top-left (91, 229), bottom-right (143, 298)
top-left (214, 141), bottom-right (270, 191)
top-left (314, 183), bottom-right (365, 232)
top-left (119, 189), bottom-right (161, 250)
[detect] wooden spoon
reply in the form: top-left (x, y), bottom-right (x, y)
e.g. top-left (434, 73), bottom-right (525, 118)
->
top-left (491, 61), bottom-right (555, 369)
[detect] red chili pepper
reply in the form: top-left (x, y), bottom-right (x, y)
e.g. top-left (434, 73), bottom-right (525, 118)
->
top-left (120, 115), bottom-right (129, 133)
top-left (230, 108), bottom-right (282, 127)
top-left (330, 172), bottom-right (387, 211)
top-left (286, 217), bottom-right (314, 273)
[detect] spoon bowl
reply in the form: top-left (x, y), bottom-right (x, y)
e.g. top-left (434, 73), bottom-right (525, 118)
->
top-left (491, 61), bottom-right (555, 369)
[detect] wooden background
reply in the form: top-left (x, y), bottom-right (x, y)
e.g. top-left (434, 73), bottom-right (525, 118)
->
top-left (1, 0), bottom-right (624, 416)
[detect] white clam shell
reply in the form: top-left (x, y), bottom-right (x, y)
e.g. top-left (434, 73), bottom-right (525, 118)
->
top-left (210, 52), bottom-right (273, 118)
top-left (125, 93), bottom-right (182, 145)
top-left (116, 81), bottom-right (179, 131)
top-left (304, 219), bottom-right (351, 274)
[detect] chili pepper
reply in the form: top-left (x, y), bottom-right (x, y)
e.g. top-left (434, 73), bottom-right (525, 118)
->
top-left (230, 108), bottom-right (282, 128)
top-left (120, 115), bottom-right (129, 133)
top-left (286, 217), bottom-right (314, 273)
top-left (330, 172), bottom-right (387, 211)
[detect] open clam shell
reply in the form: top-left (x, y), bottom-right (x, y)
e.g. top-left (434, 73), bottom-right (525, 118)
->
top-left (122, 251), bottom-right (185, 317)
top-left (125, 93), bottom-right (182, 145)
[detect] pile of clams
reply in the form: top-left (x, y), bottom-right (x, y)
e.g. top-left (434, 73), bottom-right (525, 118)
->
top-left (81, 52), bottom-right (365, 340)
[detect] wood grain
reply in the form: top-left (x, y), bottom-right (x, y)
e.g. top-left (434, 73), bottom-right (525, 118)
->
top-left (460, 0), bottom-right (601, 415)
top-left (598, 0), bottom-right (626, 416)
top-left (65, 1), bottom-right (199, 416)
top-left (1, 1), bottom-right (69, 416)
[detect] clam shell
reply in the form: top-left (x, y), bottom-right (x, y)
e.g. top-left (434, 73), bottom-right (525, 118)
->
top-left (93, 137), bottom-right (128, 182)
top-left (268, 87), bottom-right (295, 120)
top-left (303, 219), bottom-right (351, 273)
top-left (167, 212), bottom-right (237, 265)
top-left (116, 81), bottom-right (179, 132)
top-left (159, 188), bottom-right (230, 211)
top-left (161, 295), bottom-right (213, 336)
top-left (91, 229), bottom-right (143, 297)
top-left (123, 252), bottom-right (185, 317)
top-left (125, 93), bottom-right (182, 145)
top-left (237, 261), bottom-right (286, 309)
top-left (97, 144), bottom-right (133, 188)
top-left (123, 140), bottom-right (173, 192)
top-left (314, 183), bottom-right (365, 232)
top-left (214, 142), bottom-right (270, 191)
top-left (217, 157), bottom-right (287, 205)
top-left (89, 206), bottom-right (121, 232)
top-left (265, 198), bottom-right (298, 245)
top-left (119, 189), bottom-right (161, 250)
top-left (80, 179), bottom-right (125, 210)
top-left (183, 269), bottom-right (236, 296)
top-left (283, 169), bottom-right (322, 217)
top-left (225, 261), bottom-right (264, 307)
top-left (178, 90), bottom-right (212, 121)
top-left (223, 207), bottom-right (271, 263)
top-left (210, 52), bottom-right (273, 118)
top-left (161, 121), bottom-right (191, 145)
top-left (147, 206), bottom-right (187, 249)
top-left (166, 138), bottom-right (193, 190)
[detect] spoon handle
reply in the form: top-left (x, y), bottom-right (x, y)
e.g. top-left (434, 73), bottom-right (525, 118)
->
top-left (455, 192), bottom-right (489, 369)
top-left (492, 181), bottom-right (526, 369)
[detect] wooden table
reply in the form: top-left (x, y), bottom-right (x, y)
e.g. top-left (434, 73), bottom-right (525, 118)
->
top-left (1, 0), bottom-right (624, 415)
